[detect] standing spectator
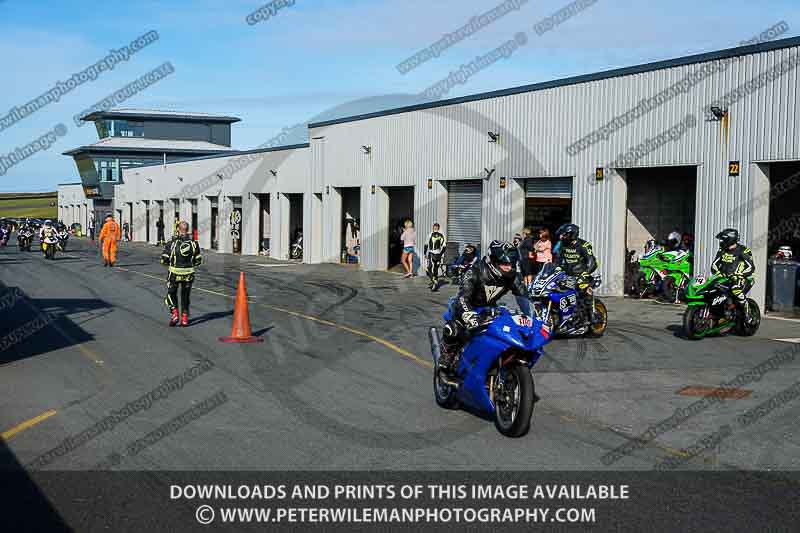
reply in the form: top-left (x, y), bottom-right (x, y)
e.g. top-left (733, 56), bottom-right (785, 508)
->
top-left (518, 227), bottom-right (536, 285)
top-left (424, 222), bottom-right (447, 291)
top-left (88, 215), bottom-right (95, 241)
top-left (534, 228), bottom-right (553, 277)
top-left (173, 214), bottom-right (180, 238)
top-left (400, 219), bottom-right (417, 278)
top-left (122, 222), bottom-right (130, 242)
top-left (99, 213), bottom-right (121, 267)
top-left (156, 216), bottom-right (166, 245)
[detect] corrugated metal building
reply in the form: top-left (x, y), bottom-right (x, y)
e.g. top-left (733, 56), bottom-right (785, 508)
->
top-left (307, 37), bottom-right (800, 308)
top-left (59, 36), bottom-right (800, 309)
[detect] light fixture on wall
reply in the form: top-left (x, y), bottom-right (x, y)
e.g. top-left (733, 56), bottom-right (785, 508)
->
top-left (177, 176), bottom-right (184, 182)
top-left (270, 169), bottom-right (277, 177)
top-left (145, 178), bottom-right (153, 183)
top-left (488, 131), bottom-right (500, 143)
top-left (370, 185), bottom-right (376, 194)
top-left (217, 173), bottom-right (224, 180)
top-left (427, 178), bottom-right (433, 189)
top-left (361, 145), bottom-right (372, 155)
top-left (483, 168), bottom-right (496, 180)
top-left (708, 106), bottom-right (727, 121)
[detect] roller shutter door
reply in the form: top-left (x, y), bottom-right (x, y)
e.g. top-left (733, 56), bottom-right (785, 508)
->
top-left (447, 180), bottom-right (482, 253)
top-left (525, 177), bottom-right (573, 198)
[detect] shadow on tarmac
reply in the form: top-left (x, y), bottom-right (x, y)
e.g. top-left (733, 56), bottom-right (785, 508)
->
top-left (0, 282), bottom-right (109, 365)
top-left (0, 439), bottom-right (71, 532)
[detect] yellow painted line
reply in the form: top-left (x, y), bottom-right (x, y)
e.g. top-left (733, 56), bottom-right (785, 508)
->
top-left (2, 410), bottom-right (57, 441)
top-left (118, 268), bottom-right (432, 369)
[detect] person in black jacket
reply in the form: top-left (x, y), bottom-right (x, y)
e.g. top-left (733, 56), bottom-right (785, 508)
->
top-left (439, 240), bottom-right (531, 373)
top-left (424, 223), bottom-right (447, 291)
top-left (711, 228), bottom-right (755, 309)
top-left (161, 221), bottom-right (202, 327)
top-left (555, 223), bottom-right (598, 315)
top-left (156, 217), bottom-right (165, 245)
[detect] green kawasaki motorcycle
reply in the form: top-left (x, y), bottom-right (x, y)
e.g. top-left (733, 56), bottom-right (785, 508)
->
top-left (635, 244), bottom-right (693, 301)
top-left (682, 274), bottom-right (760, 340)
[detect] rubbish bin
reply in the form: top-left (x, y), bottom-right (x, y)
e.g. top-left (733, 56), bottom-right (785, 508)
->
top-left (767, 260), bottom-right (800, 312)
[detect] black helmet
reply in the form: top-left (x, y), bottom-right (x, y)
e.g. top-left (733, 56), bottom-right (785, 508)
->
top-left (716, 228), bottom-right (739, 249)
top-left (556, 223), bottom-right (579, 242)
top-left (487, 240), bottom-right (519, 280)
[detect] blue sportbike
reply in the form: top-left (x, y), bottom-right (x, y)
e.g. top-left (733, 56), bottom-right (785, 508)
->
top-left (429, 302), bottom-right (551, 437)
top-left (529, 264), bottom-right (607, 338)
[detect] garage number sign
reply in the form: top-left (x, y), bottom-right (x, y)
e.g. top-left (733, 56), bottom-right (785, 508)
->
top-left (728, 161), bottom-right (740, 177)
top-left (230, 210), bottom-right (242, 239)
top-left (595, 167), bottom-right (604, 182)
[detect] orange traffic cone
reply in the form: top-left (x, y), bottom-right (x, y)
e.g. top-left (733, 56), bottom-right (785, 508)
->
top-left (219, 272), bottom-right (264, 343)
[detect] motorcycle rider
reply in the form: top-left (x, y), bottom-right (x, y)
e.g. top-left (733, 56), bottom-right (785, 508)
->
top-left (424, 222), bottom-right (447, 291)
top-left (711, 228), bottom-right (755, 310)
top-left (447, 243), bottom-right (478, 281)
top-left (39, 219), bottom-right (57, 242)
top-left (555, 223), bottom-right (598, 318)
top-left (439, 240), bottom-right (531, 373)
top-left (161, 220), bottom-right (202, 327)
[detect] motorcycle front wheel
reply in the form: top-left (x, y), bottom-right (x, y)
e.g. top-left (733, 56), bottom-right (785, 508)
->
top-left (683, 305), bottom-right (710, 340)
top-left (634, 272), bottom-right (652, 298)
top-left (736, 298), bottom-right (761, 337)
top-left (586, 299), bottom-right (608, 337)
top-left (433, 366), bottom-right (459, 410)
top-left (493, 365), bottom-right (535, 438)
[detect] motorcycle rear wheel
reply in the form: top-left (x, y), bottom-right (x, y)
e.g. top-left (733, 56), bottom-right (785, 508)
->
top-left (493, 365), bottom-right (535, 438)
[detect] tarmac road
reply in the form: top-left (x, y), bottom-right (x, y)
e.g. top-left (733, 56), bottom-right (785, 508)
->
top-left (1, 236), bottom-right (799, 473)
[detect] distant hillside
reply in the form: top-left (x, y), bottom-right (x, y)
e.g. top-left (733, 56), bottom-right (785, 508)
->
top-left (0, 191), bottom-right (58, 219)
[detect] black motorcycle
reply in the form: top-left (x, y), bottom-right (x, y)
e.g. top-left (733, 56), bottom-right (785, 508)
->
top-left (17, 229), bottom-right (34, 251)
top-left (56, 229), bottom-right (69, 252)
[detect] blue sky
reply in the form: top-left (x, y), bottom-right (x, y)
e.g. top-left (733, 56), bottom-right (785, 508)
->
top-left (0, 0), bottom-right (798, 192)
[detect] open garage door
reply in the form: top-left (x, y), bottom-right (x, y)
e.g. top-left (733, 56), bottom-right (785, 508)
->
top-left (387, 187), bottom-right (414, 270)
top-left (765, 161), bottom-right (800, 315)
top-left (447, 180), bottom-right (482, 254)
top-left (524, 177), bottom-right (572, 238)
top-left (625, 166), bottom-right (697, 256)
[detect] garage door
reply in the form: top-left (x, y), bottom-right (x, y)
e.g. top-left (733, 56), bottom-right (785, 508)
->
top-left (525, 177), bottom-right (573, 198)
top-left (447, 180), bottom-right (482, 253)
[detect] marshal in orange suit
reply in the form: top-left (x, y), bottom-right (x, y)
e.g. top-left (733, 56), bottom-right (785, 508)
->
top-left (99, 214), bottom-right (121, 267)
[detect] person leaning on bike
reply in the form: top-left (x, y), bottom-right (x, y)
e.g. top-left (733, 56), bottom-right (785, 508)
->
top-left (711, 228), bottom-right (755, 310)
top-left (554, 223), bottom-right (598, 316)
top-left (439, 240), bottom-right (530, 373)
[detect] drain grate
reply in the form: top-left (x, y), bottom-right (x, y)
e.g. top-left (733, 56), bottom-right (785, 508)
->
top-left (676, 386), bottom-right (752, 400)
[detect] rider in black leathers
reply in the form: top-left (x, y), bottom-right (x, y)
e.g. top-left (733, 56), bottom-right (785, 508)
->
top-left (711, 228), bottom-right (755, 309)
top-left (555, 223), bottom-right (598, 317)
top-left (439, 240), bottom-right (531, 373)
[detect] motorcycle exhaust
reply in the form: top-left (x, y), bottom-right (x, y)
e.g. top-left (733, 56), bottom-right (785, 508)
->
top-left (429, 327), bottom-right (441, 365)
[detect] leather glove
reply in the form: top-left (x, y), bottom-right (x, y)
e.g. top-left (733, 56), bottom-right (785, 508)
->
top-left (462, 311), bottom-right (480, 330)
